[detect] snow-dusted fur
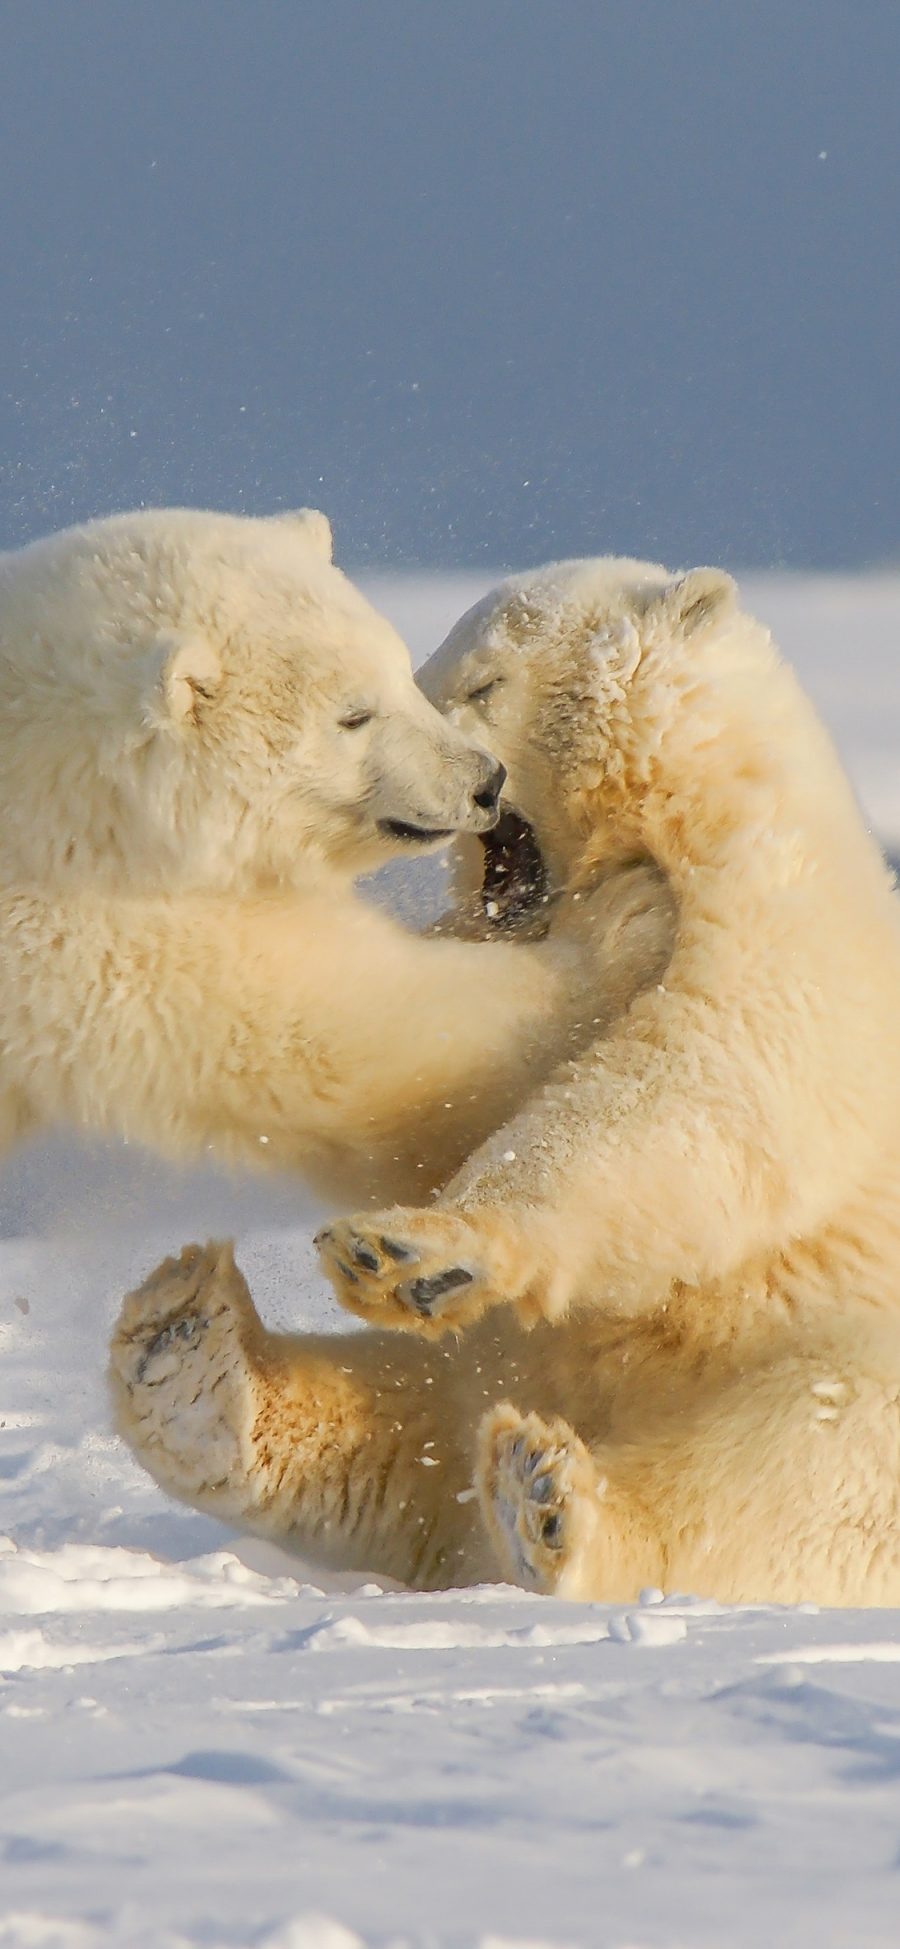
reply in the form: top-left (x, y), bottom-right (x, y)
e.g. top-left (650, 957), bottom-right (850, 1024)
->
top-left (0, 508), bottom-right (661, 1191)
top-left (111, 558), bottom-right (900, 1606)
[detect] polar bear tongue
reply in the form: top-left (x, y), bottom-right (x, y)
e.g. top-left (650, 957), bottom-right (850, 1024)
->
top-left (480, 808), bottom-right (547, 929)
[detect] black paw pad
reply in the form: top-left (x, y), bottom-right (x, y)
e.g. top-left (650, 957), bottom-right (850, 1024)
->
top-left (529, 1471), bottom-right (555, 1504)
top-left (380, 1236), bottom-right (418, 1263)
top-left (350, 1240), bottom-right (381, 1273)
top-left (134, 1313), bottom-right (207, 1383)
top-left (404, 1266), bottom-right (474, 1316)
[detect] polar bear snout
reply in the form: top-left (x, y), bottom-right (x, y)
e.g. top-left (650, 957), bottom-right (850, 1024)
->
top-left (440, 750), bottom-right (506, 836)
top-left (375, 769), bottom-right (503, 846)
top-left (372, 735), bottom-right (506, 849)
top-left (471, 757), bottom-right (507, 818)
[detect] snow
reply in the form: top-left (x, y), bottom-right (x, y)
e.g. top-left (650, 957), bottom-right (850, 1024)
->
top-left (2, 573), bottom-right (900, 1947)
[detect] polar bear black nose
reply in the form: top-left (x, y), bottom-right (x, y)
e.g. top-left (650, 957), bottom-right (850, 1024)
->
top-left (473, 761), bottom-right (507, 812)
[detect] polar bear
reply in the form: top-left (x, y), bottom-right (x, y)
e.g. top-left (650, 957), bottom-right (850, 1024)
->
top-left (0, 509), bottom-right (665, 1192)
top-left (110, 557), bottom-right (900, 1607)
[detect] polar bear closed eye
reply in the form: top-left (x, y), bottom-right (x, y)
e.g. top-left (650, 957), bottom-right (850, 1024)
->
top-left (112, 556), bottom-right (900, 1609)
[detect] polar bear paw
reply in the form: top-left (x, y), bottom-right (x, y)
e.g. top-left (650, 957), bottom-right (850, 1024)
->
top-left (315, 1208), bottom-right (494, 1334)
top-left (109, 1240), bottom-right (263, 1498)
top-left (476, 1403), bottom-right (599, 1594)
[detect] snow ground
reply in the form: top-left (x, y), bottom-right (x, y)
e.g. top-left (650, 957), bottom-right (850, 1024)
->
top-left (2, 572), bottom-right (900, 1949)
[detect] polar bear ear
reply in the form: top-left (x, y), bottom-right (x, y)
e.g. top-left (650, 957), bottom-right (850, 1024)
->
top-left (270, 508), bottom-right (334, 562)
top-left (155, 634), bottom-right (223, 725)
top-left (657, 567), bottom-right (738, 638)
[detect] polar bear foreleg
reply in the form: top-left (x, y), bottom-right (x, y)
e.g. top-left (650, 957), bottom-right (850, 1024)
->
top-left (317, 1025), bottom-right (823, 1334)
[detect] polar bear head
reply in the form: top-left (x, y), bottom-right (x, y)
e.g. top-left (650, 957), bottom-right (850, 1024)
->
top-left (0, 508), bottom-right (504, 894)
top-left (420, 555), bottom-right (805, 927)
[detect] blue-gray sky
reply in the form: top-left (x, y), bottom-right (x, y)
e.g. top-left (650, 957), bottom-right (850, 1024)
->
top-left (1, 0), bottom-right (898, 568)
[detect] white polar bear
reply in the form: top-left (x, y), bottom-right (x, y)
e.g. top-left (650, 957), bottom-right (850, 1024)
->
top-left (0, 510), bottom-right (664, 1199)
top-left (111, 556), bottom-right (900, 1607)
top-left (0, 504), bottom-right (500, 896)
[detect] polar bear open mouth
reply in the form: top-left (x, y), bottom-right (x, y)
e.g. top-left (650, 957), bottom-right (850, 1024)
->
top-left (479, 807), bottom-right (547, 928)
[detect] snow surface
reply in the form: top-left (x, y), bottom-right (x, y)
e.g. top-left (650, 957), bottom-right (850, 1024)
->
top-left (2, 573), bottom-right (900, 1949)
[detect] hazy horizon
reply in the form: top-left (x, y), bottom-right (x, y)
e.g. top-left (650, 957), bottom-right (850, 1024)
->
top-left (2, 1), bottom-right (898, 571)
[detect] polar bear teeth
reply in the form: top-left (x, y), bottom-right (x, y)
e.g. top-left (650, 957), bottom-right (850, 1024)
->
top-left (480, 808), bottom-right (547, 927)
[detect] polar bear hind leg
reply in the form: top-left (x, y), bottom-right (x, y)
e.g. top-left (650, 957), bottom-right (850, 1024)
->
top-left (109, 1241), bottom-right (268, 1512)
top-left (476, 1403), bottom-right (664, 1601)
top-left (110, 1241), bottom-right (492, 1587)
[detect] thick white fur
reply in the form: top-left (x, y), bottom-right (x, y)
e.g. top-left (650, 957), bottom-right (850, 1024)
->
top-left (111, 558), bottom-right (900, 1606)
top-left (0, 505), bottom-right (500, 895)
top-left (2, 509), bottom-right (665, 1192)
